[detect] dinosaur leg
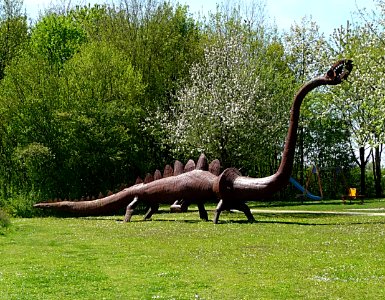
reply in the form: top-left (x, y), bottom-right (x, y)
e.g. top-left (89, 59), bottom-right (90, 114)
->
top-left (143, 204), bottom-right (159, 220)
top-left (197, 202), bottom-right (208, 221)
top-left (213, 199), bottom-right (224, 224)
top-left (179, 200), bottom-right (189, 212)
top-left (235, 202), bottom-right (255, 223)
top-left (124, 197), bottom-right (139, 222)
top-left (170, 200), bottom-right (182, 213)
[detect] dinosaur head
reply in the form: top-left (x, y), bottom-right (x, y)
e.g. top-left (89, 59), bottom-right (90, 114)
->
top-left (325, 59), bottom-right (353, 84)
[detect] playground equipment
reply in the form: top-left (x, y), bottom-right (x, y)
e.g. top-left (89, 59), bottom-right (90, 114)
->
top-left (33, 59), bottom-right (352, 223)
top-left (290, 165), bottom-right (323, 201)
top-left (289, 176), bottom-right (322, 201)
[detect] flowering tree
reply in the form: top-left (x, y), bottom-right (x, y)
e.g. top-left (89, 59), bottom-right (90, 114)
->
top-left (329, 17), bottom-right (385, 196)
top-left (167, 36), bottom-right (261, 164)
top-left (156, 24), bottom-right (294, 174)
top-left (284, 16), bottom-right (335, 184)
top-left (284, 16), bottom-right (329, 82)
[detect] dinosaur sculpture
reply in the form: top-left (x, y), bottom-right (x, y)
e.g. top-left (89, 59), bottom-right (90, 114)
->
top-left (34, 59), bottom-right (353, 223)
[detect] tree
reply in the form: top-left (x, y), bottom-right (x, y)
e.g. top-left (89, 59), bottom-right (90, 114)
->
top-left (329, 18), bottom-right (385, 197)
top-left (0, 47), bottom-right (61, 201)
top-left (58, 41), bottom-right (146, 197)
top-left (284, 16), bottom-right (329, 82)
top-left (284, 16), bottom-right (331, 184)
top-left (67, 1), bottom-right (204, 166)
top-left (160, 35), bottom-right (264, 166)
top-left (0, 0), bottom-right (28, 202)
top-left (154, 7), bottom-right (294, 176)
top-left (0, 37), bottom-right (146, 201)
top-left (30, 12), bottom-right (87, 69)
top-left (98, 0), bottom-right (202, 111)
top-left (0, 0), bottom-right (28, 80)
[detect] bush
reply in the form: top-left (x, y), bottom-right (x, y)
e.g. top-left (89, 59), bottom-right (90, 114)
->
top-left (2, 192), bottom-right (40, 218)
top-left (0, 209), bottom-right (11, 231)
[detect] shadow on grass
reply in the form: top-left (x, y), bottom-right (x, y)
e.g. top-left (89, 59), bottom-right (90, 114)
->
top-left (112, 215), bottom-right (385, 227)
top-left (49, 214), bottom-right (385, 227)
top-left (40, 206), bottom-right (385, 227)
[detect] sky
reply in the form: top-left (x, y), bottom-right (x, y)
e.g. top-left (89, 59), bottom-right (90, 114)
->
top-left (179, 0), bottom-right (377, 35)
top-left (23, 0), bottom-right (378, 36)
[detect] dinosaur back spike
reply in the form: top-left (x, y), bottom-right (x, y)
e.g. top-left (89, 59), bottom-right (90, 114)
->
top-left (173, 160), bottom-right (184, 176)
top-left (184, 159), bottom-right (196, 173)
top-left (154, 169), bottom-right (162, 181)
top-left (196, 153), bottom-right (208, 171)
top-left (163, 164), bottom-right (173, 178)
top-left (144, 173), bottom-right (154, 184)
top-left (135, 176), bottom-right (143, 184)
top-left (209, 159), bottom-right (221, 176)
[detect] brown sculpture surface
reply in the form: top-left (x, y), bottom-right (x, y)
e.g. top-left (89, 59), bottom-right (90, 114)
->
top-left (34, 59), bottom-right (353, 223)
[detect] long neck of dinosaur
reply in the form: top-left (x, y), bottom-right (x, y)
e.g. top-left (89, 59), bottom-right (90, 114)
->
top-left (275, 76), bottom-right (329, 182)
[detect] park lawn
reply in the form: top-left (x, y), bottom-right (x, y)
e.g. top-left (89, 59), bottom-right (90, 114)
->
top-left (1, 200), bottom-right (385, 300)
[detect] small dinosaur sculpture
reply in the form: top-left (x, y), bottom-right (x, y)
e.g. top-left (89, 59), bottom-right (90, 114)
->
top-left (34, 59), bottom-right (353, 223)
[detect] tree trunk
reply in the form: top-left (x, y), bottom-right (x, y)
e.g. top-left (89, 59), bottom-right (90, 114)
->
top-left (299, 124), bottom-right (304, 185)
top-left (359, 146), bottom-right (366, 196)
top-left (374, 145), bottom-right (383, 197)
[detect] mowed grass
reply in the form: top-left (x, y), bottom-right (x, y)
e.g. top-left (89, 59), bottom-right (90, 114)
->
top-left (1, 200), bottom-right (385, 299)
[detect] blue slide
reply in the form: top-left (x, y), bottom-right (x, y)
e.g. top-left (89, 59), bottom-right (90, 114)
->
top-left (289, 177), bottom-right (322, 201)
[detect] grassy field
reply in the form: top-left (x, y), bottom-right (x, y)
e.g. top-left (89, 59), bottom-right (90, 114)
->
top-left (1, 200), bottom-right (385, 299)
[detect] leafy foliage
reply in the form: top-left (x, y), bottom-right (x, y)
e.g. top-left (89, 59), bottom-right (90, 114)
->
top-left (0, 37), bottom-right (147, 204)
top-left (0, 208), bottom-right (10, 230)
top-left (95, 1), bottom-right (203, 111)
top-left (285, 16), bottom-right (329, 81)
top-left (57, 41), bottom-right (146, 197)
top-left (328, 10), bottom-right (385, 196)
top-left (154, 11), bottom-right (294, 175)
top-left (0, 0), bottom-right (28, 79)
top-left (31, 13), bottom-right (88, 68)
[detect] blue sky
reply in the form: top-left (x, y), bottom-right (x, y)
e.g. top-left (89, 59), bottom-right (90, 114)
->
top-left (24, 0), bottom-right (377, 36)
top-left (179, 0), bottom-right (377, 35)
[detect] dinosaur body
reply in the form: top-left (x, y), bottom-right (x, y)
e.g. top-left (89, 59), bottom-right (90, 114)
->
top-left (34, 59), bottom-right (353, 223)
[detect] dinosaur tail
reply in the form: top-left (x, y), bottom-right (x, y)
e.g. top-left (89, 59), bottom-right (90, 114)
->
top-left (33, 187), bottom-right (137, 216)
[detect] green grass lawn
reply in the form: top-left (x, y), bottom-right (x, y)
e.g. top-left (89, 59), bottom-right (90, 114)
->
top-left (1, 200), bottom-right (385, 299)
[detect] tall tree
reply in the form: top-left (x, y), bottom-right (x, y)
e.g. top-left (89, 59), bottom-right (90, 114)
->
top-left (0, 0), bottom-right (28, 79)
top-left (329, 18), bottom-right (385, 197)
top-left (284, 16), bottom-right (329, 184)
top-left (102, 0), bottom-right (202, 111)
top-left (57, 41), bottom-right (146, 197)
top-left (153, 5), bottom-right (294, 176)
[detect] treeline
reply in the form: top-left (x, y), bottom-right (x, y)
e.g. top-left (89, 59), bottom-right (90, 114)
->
top-left (0, 0), bottom-right (384, 215)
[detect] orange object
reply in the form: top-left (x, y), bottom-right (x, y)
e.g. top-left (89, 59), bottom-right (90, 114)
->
top-left (348, 188), bottom-right (357, 199)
